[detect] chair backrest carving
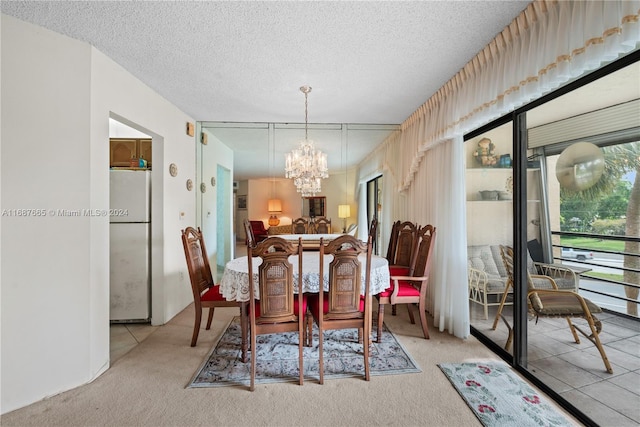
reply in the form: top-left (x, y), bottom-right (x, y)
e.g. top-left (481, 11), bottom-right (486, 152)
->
top-left (248, 237), bottom-right (301, 323)
top-left (320, 235), bottom-right (371, 320)
top-left (314, 217), bottom-right (331, 234)
top-left (292, 217), bottom-right (308, 234)
top-left (391, 221), bottom-right (419, 272)
top-left (411, 224), bottom-right (437, 280)
top-left (181, 227), bottom-right (214, 301)
top-left (386, 220), bottom-right (401, 263)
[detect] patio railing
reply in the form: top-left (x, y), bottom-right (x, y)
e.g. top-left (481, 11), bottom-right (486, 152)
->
top-left (551, 230), bottom-right (640, 318)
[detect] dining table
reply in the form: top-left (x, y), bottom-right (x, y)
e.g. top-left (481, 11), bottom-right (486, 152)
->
top-left (219, 250), bottom-right (390, 362)
top-left (219, 252), bottom-right (390, 302)
top-left (273, 233), bottom-right (344, 250)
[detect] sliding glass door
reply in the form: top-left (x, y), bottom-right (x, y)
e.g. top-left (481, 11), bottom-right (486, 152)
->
top-left (468, 53), bottom-right (640, 426)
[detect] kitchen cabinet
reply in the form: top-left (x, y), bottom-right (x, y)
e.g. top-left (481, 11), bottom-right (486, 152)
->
top-left (110, 138), bottom-right (152, 168)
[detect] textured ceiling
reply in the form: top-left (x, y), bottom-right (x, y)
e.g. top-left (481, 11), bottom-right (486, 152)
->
top-left (2, 0), bottom-right (532, 179)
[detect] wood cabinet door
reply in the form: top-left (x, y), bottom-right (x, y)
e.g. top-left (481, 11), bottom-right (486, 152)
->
top-left (110, 139), bottom-right (137, 167)
top-left (138, 139), bottom-right (152, 166)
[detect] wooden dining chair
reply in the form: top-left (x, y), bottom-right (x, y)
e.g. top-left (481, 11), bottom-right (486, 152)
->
top-left (376, 224), bottom-right (436, 342)
top-left (387, 221), bottom-right (419, 275)
top-left (293, 217), bottom-right (308, 234)
top-left (247, 236), bottom-right (307, 391)
top-left (181, 227), bottom-right (240, 347)
top-left (314, 217), bottom-right (331, 234)
top-left (307, 235), bottom-right (373, 384)
top-left (384, 220), bottom-right (419, 316)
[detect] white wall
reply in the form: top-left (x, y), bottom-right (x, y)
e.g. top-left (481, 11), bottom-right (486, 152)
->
top-left (1, 15), bottom-right (196, 413)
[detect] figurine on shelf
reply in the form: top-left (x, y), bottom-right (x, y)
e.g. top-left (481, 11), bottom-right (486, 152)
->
top-left (473, 137), bottom-right (498, 167)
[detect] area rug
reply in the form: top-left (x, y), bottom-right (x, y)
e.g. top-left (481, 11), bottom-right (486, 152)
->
top-left (188, 316), bottom-right (420, 387)
top-left (438, 361), bottom-right (574, 427)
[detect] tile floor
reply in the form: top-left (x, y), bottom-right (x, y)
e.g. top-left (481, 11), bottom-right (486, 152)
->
top-left (471, 303), bottom-right (640, 426)
top-left (109, 322), bottom-right (158, 363)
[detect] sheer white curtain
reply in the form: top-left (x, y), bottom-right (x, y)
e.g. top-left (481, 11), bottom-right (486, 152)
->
top-left (354, 0), bottom-right (639, 338)
top-left (405, 137), bottom-right (469, 337)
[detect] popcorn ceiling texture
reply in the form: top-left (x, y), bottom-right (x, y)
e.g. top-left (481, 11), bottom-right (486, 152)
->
top-left (1, 1), bottom-right (528, 124)
top-left (1, 1), bottom-right (529, 178)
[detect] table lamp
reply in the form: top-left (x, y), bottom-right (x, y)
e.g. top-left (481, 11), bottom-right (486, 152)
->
top-left (338, 204), bottom-right (351, 233)
top-left (268, 199), bottom-right (282, 226)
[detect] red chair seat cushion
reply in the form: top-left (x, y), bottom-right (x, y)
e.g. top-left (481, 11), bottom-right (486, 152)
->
top-left (377, 280), bottom-right (420, 298)
top-left (389, 266), bottom-right (409, 276)
top-left (201, 284), bottom-right (227, 301)
top-left (308, 294), bottom-right (365, 319)
top-left (253, 295), bottom-right (307, 318)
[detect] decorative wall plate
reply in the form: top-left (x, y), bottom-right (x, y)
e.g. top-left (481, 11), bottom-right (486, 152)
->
top-left (169, 163), bottom-right (178, 177)
top-left (211, 177), bottom-right (216, 187)
top-left (186, 179), bottom-right (193, 191)
top-left (505, 175), bottom-right (513, 193)
top-left (200, 182), bottom-right (207, 193)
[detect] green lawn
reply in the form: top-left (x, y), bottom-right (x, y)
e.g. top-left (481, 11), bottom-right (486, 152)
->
top-left (583, 271), bottom-right (624, 281)
top-left (560, 236), bottom-right (624, 252)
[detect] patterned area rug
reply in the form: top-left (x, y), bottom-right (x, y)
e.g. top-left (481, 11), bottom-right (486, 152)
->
top-left (188, 316), bottom-right (420, 387)
top-left (438, 361), bottom-right (575, 427)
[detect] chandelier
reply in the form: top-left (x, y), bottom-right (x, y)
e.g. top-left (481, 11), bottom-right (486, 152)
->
top-left (285, 86), bottom-right (328, 197)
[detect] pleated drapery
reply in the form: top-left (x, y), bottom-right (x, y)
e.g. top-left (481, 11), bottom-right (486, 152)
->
top-left (356, 0), bottom-right (640, 338)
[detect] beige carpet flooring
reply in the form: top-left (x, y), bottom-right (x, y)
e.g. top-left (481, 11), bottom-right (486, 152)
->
top-left (1, 304), bottom-right (579, 427)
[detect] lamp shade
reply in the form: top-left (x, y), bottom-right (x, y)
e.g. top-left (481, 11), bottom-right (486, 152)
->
top-left (267, 199), bottom-right (282, 213)
top-left (338, 204), bottom-right (351, 219)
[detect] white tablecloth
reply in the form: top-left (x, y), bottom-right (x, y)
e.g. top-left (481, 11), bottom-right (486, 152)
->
top-left (220, 253), bottom-right (390, 302)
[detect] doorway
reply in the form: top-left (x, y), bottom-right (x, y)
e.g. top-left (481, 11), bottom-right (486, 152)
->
top-left (108, 114), bottom-right (161, 361)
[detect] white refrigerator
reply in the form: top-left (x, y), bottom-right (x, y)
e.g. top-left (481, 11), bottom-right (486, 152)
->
top-left (109, 170), bottom-right (151, 322)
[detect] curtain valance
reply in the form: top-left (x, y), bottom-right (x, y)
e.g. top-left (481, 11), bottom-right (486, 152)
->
top-left (371, 0), bottom-right (639, 193)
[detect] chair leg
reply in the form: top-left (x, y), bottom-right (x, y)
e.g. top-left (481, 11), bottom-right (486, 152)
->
top-left (376, 303), bottom-right (385, 343)
top-left (318, 328), bottom-right (324, 385)
top-left (572, 315), bottom-right (613, 374)
top-left (566, 317), bottom-right (581, 344)
top-left (492, 283), bottom-right (512, 330)
top-left (298, 322), bottom-right (304, 386)
top-left (363, 322), bottom-right (370, 381)
top-left (250, 332), bottom-right (257, 391)
top-left (482, 290), bottom-right (489, 320)
top-left (191, 305), bottom-right (202, 347)
top-left (205, 307), bottom-right (214, 330)
top-left (240, 303), bottom-right (249, 363)
top-left (391, 304), bottom-right (397, 316)
top-left (418, 299), bottom-right (430, 340)
top-left (305, 311), bottom-right (313, 347)
top-left (406, 303), bottom-right (416, 324)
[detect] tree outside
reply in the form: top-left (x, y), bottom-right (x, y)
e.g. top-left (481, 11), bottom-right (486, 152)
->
top-left (559, 141), bottom-right (639, 316)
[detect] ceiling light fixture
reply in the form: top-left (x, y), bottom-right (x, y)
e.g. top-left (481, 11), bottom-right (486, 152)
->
top-left (285, 86), bottom-right (328, 197)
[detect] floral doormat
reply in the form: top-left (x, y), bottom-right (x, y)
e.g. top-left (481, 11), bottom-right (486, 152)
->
top-left (188, 316), bottom-right (420, 388)
top-left (438, 362), bottom-right (575, 427)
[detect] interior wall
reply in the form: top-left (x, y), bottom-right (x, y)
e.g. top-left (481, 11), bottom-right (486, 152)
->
top-left (1, 15), bottom-right (197, 413)
top-left (1, 14), bottom-right (95, 414)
